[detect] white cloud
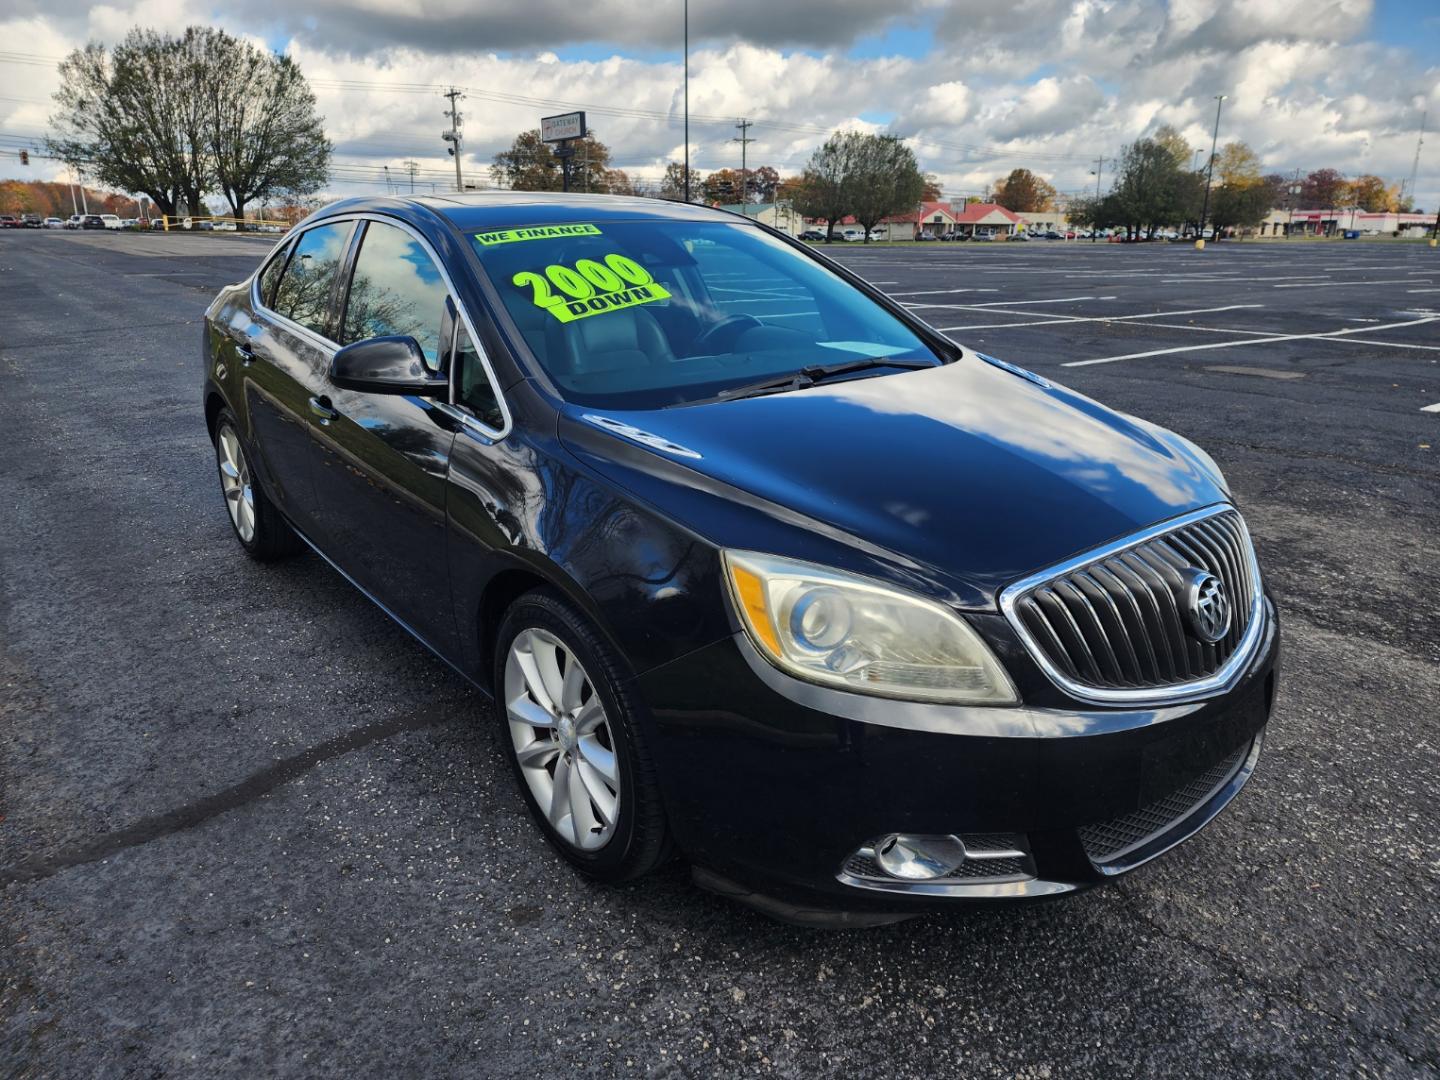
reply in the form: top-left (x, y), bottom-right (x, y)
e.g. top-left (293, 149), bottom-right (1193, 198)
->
top-left (2, 0), bottom-right (1435, 210)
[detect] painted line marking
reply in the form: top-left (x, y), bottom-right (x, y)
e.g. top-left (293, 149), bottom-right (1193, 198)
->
top-left (1422, 403), bottom-right (1440, 413)
top-left (1273, 279), bottom-right (1430, 289)
top-left (886, 287), bottom-right (999, 297)
top-left (902, 295), bottom-right (1109, 311)
top-left (1407, 288), bottom-right (1440, 294)
top-left (1062, 315), bottom-right (1440, 368)
top-left (937, 304), bottom-right (1264, 332)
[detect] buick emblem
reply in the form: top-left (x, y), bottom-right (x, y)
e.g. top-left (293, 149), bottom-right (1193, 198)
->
top-left (1183, 569), bottom-right (1231, 644)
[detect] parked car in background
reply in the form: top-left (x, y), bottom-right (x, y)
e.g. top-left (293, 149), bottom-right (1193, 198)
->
top-left (43, 217), bottom-right (65, 229)
top-left (799, 228), bottom-right (825, 241)
top-left (22, 213), bottom-right (44, 228)
top-left (98, 214), bottom-right (124, 229)
top-left (214, 220), bottom-right (237, 232)
top-left (0, 215), bottom-right (20, 229)
top-left (915, 231), bottom-right (938, 241)
top-left (1012, 230), bottom-right (1030, 241)
top-left (64, 214), bottom-right (84, 229)
top-left (840, 227), bottom-right (865, 242)
top-left (81, 215), bottom-right (105, 229)
top-left (201, 192), bottom-right (1276, 922)
top-left (868, 228), bottom-right (886, 242)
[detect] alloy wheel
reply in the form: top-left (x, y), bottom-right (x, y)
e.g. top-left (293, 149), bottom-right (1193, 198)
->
top-left (217, 426), bottom-right (256, 543)
top-left (504, 627), bottom-right (621, 851)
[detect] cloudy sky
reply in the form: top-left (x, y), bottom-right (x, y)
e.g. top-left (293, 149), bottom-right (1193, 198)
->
top-left (2, 0), bottom-right (1437, 209)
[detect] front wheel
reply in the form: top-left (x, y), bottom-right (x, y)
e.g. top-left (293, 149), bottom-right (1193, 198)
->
top-left (494, 590), bottom-right (670, 882)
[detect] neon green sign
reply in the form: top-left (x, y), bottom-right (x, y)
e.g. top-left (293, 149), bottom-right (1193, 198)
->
top-left (474, 223), bottom-right (601, 246)
top-left (512, 253), bottom-right (671, 324)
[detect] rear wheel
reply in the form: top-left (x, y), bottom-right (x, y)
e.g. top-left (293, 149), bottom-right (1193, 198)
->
top-left (495, 590), bottom-right (670, 882)
top-left (213, 410), bottom-right (301, 561)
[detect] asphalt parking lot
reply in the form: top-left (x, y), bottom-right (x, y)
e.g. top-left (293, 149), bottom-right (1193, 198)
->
top-left (2, 228), bottom-right (1437, 1078)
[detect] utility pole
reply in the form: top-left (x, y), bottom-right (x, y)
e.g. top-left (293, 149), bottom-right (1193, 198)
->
top-left (1197, 93), bottom-right (1226, 247)
top-left (683, 0), bottom-right (690, 202)
top-left (403, 160), bottom-right (419, 193)
top-left (444, 87), bottom-right (465, 192)
top-left (733, 118), bottom-right (754, 216)
top-left (383, 165), bottom-right (394, 195)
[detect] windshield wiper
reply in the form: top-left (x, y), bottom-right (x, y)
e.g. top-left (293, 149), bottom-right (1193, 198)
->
top-left (716, 357), bottom-right (936, 402)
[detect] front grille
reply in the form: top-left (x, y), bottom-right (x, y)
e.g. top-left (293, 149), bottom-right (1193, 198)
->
top-left (1079, 740), bottom-right (1250, 864)
top-left (1007, 508), bottom-right (1258, 694)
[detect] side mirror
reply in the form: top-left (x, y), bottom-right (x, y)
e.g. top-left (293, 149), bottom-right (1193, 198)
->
top-left (329, 336), bottom-right (447, 396)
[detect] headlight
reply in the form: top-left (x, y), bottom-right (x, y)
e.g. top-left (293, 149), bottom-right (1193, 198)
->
top-left (723, 551), bottom-right (1017, 705)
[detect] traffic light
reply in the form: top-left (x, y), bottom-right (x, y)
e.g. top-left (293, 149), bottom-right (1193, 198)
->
top-left (18, 150), bottom-right (28, 166)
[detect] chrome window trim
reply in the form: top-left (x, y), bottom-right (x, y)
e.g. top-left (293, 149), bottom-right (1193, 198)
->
top-left (998, 504), bottom-right (1266, 707)
top-left (248, 211), bottom-right (512, 441)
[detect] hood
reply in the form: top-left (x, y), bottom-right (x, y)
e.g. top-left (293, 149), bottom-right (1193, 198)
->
top-left (557, 358), bottom-right (1228, 608)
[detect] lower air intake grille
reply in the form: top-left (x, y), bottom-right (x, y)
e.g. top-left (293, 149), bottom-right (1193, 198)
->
top-left (1079, 741), bottom-right (1251, 864)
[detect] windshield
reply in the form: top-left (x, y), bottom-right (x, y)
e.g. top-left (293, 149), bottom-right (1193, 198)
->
top-left (469, 220), bottom-right (945, 409)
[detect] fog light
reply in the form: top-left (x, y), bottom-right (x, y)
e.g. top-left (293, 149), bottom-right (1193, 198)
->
top-left (874, 834), bottom-right (968, 880)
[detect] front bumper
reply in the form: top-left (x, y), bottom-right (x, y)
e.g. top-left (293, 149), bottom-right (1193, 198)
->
top-left (635, 597), bottom-right (1278, 916)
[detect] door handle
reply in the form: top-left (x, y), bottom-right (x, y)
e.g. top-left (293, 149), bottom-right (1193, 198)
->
top-left (308, 395), bottom-right (339, 424)
top-left (234, 339), bottom-right (257, 365)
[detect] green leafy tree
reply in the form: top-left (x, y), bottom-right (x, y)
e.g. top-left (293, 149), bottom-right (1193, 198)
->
top-left (843, 133), bottom-right (925, 242)
top-left (791, 133), bottom-right (856, 242)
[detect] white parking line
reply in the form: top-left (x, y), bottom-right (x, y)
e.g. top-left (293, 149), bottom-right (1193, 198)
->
top-left (1062, 316), bottom-right (1440, 368)
top-left (1422, 402), bottom-right (1440, 413)
top-left (938, 304), bottom-right (1263, 332)
top-left (887, 287), bottom-right (999, 297)
top-left (901, 295), bottom-right (1108, 311)
top-left (1273, 279), bottom-right (1430, 289)
top-left (1407, 288), bottom-right (1440, 294)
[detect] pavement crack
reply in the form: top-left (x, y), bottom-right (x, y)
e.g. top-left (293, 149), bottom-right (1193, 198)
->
top-left (0, 702), bottom-right (451, 889)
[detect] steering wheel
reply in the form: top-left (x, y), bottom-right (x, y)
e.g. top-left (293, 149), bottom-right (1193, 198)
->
top-left (690, 313), bottom-right (763, 356)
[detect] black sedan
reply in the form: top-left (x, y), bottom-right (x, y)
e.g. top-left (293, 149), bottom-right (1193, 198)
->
top-left (202, 194), bottom-right (1277, 924)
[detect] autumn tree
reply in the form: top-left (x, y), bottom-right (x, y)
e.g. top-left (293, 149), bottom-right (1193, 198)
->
top-left (599, 169), bottom-right (636, 196)
top-left (1152, 123), bottom-right (1195, 169)
top-left (920, 173), bottom-right (943, 201)
top-left (750, 165), bottom-right (779, 203)
top-left (1348, 174), bottom-right (1390, 212)
top-left (1214, 142), bottom-right (1262, 187)
top-left (658, 161), bottom-right (698, 201)
top-left (492, 130), bottom-right (612, 192)
top-left (1301, 168), bottom-right (1347, 208)
top-left (993, 167), bottom-right (1057, 212)
top-left (775, 174), bottom-right (806, 204)
top-left (701, 168), bottom-right (745, 204)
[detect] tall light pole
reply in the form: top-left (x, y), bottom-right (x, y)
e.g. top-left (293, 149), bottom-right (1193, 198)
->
top-left (1196, 93), bottom-right (1226, 246)
top-left (683, 0), bottom-right (690, 202)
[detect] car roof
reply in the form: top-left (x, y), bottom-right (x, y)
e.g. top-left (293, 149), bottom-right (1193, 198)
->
top-left (310, 192), bottom-right (749, 234)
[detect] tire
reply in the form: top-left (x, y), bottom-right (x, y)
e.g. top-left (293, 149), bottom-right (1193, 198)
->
top-left (213, 409), bottom-right (302, 561)
top-left (494, 589), bottom-right (670, 882)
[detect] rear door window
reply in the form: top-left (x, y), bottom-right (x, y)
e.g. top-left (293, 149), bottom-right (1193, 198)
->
top-left (270, 221), bottom-right (353, 339)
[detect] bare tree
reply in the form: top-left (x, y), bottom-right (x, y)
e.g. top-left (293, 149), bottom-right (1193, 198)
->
top-left (197, 30), bottom-right (330, 224)
top-left (48, 28), bottom-right (329, 222)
